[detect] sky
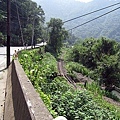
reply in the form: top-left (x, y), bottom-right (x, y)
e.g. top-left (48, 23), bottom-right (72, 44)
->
top-left (75, 0), bottom-right (93, 3)
top-left (32, 0), bottom-right (93, 3)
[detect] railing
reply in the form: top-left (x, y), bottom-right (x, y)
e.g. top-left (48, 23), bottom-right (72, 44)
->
top-left (4, 60), bottom-right (53, 120)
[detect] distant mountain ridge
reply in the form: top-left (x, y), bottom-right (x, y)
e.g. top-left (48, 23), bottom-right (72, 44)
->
top-left (38, 0), bottom-right (120, 42)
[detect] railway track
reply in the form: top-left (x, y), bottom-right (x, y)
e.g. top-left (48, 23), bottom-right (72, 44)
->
top-left (57, 59), bottom-right (120, 106)
top-left (57, 59), bottom-right (77, 89)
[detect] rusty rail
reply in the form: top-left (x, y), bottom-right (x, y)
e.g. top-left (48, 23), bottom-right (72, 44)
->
top-left (57, 59), bottom-right (77, 89)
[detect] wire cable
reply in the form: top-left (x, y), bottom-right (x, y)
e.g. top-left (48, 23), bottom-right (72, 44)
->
top-left (11, 7), bottom-right (25, 18)
top-left (11, 15), bottom-right (27, 20)
top-left (67, 6), bottom-right (120, 31)
top-left (63, 2), bottom-right (120, 23)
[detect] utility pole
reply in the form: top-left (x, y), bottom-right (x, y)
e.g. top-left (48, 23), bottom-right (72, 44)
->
top-left (7, 0), bottom-right (11, 67)
top-left (31, 16), bottom-right (35, 48)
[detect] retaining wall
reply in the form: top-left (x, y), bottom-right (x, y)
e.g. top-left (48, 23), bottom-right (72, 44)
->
top-left (4, 60), bottom-right (53, 120)
top-left (115, 86), bottom-right (120, 93)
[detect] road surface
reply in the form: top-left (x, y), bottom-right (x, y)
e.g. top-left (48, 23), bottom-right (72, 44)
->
top-left (0, 46), bottom-right (25, 70)
top-left (0, 42), bottom-right (46, 70)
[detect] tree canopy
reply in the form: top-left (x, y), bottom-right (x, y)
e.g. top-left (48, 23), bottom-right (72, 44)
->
top-left (0, 0), bottom-right (45, 46)
top-left (66, 37), bottom-right (120, 88)
top-left (46, 18), bottom-right (68, 56)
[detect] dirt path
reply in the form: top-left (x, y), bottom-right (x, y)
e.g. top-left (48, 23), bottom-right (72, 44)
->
top-left (103, 96), bottom-right (120, 106)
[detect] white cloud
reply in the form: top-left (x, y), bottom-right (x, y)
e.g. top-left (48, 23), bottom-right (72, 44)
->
top-left (75, 0), bottom-right (93, 3)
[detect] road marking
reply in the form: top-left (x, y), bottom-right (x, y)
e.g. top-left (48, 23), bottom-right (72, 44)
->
top-left (0, 61), bottom-right (4, 66)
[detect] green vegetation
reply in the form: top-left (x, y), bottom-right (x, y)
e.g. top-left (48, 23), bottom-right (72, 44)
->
top-left (65, 37), bottom-right (120, 89)
top-left (0, 0), bottom-right (6, 46)
top-left (0, 0), bottom-right (45, 46)
top-left (45, 18), bottom-right (68, 57)
top-left (1, 0), bottom-right (120, 47)
top-left (19, 45), bottom-right (120, 119)
top-left (4, 0), bottom-right (119, 119)
top-left (39, 0), bottom-right (120, 42)
top-left (0, 0), bottom-right (68, 47)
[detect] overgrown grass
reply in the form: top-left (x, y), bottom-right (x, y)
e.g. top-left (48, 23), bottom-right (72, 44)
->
top-left (86, 83), bottom-right (120, 118)
top-left (19, 48), bottom-right (120, 119)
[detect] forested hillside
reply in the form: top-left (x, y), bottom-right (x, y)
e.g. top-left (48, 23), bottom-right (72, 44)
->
top-left (0, 0), bottom-right (45, 46)
top-left (65, 37), bottom-right (120, 88)
top-left (0, 0), bottom-right (120, 46)
top-left (0, 0), bottom-right (6, 46)
top-left (37, 0), bottom-right (120, 42)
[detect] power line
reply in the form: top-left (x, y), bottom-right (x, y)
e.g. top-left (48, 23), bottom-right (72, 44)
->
top-left (11, 15), bottom-right (27, 20)
top-left (68, 6), bottom-right (120, 31)
top-left (11, 0), bottom-right (34, 16)
top-left (63, 2), bottom-right (120, 23)
top-left (11, 7), bottom-right (25, 18)
top-left (11, 21), bottom-right (19, 25)
top-left (11, 1), bottom-right (28, 19)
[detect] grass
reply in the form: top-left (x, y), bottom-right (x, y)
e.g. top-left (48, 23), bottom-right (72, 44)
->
top-left (80, 82), bottom-right (120, 118)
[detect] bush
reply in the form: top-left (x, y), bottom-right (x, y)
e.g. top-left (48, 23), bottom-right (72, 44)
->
top-left (19, 49), bottom-right (120, 119)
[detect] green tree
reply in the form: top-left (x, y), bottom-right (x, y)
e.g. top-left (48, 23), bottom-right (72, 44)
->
top-left (0, 0), bottom-right (45, 46)
top-left (0, 32), bottom-right (4, 45)
top-left (66, 37), bottom-right (120, 88)
top-left (0, 0), bottom-right (7, 46)
top-left (46, 18), bottom-right (68, 56)
top-left (20, 1), bottom-right (45, 46)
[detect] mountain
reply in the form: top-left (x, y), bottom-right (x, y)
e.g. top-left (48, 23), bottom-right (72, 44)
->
top-left (36, 0), bottom-right (120, 42)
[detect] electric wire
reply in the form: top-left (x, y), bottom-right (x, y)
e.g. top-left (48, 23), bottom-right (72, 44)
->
top-left (63, 2), bottom-right (120, 23)
top-left (11, 15), bottom-right (27, 20)
top-left (68, 6), bottom-right (120, 31)
top-left (2, 1), bottom-right (119, 37)
top-left (11, 7), bottom-right (25, 18)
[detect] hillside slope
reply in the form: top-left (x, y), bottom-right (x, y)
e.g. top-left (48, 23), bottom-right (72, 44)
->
top-left (37, 0), bottom-right (120, 42)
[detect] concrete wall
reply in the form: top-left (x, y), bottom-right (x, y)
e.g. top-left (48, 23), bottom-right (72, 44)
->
top-left (115, 86), bottom-right (120, 93)
top-left (4, 60), bottom-right (53, 120)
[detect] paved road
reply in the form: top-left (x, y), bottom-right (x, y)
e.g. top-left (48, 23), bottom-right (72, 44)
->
top-left (0, 47), bottom-right (6, 70)
top-left (0, 42), bottom-right (45, 70)
top-left (0, 46), bottom-right (25, 70)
